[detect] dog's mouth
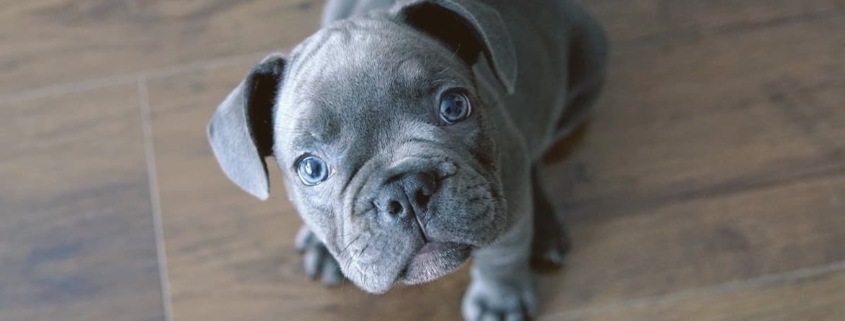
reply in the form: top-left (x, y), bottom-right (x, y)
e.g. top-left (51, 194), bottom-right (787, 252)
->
top-left (340, 160), bottom-right (501, 291)
top-left (398, 241), bottom-right (473, 285)
top-left (397, 179), bottom-right (474, 285)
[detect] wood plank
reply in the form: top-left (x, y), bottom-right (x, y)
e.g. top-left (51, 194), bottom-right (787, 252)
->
top-left (539, 173), bottom-right (845, 315)
top-left (543, 265), bottom-right (845, 321)
top-left (583, 0), bottom-right (845, 46)
top-left (0, 85), bottom-right (165, 321)
top-left (0, 0), bottom-right (322, 96)
top-left (662, 0), bottom-right (845, 33)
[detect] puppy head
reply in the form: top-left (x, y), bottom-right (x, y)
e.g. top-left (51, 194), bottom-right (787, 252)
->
top-left (207, 0), bottom-right (517, 294)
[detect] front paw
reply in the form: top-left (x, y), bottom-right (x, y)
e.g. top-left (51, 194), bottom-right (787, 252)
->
top-left (462, 272), bottom-right (538, 321)
top-left (294, 225), bottom-right (344, 286)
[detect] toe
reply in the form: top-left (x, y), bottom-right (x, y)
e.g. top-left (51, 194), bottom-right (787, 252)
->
top-left (505, 311), bottom-right (528, 321)
top-left (462, 298), bottom-right (483, 321)
top-left (321, 257), bottom-right (344, 286)
top-left (531, 238), bottom-right (569, 272)
top-left (480, 312), bottom-right (502, 321)
top-left (295, 226), bottom-right (315, 253)
top-left (303, 245), bottom-right (326, 279)
top-left (543, 247), bottom-right (565, 265)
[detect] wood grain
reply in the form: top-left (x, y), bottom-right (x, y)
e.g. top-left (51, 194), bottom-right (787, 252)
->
top-left (586, 0), bottom-right (845, 46)
top-left (535, 2), bottom-right (845, 315)
top-left (546, 267), bottom-right (845, 321)
top-left (0, 0), bottom-right (322, 96)
top-left (539, 174), bottom-right (845, 316)
top-left (0, 86), bottom-right (165, 321)
top-left (545, 9), bottom-right (845, 220)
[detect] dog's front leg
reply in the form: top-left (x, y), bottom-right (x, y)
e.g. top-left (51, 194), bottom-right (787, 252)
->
top-left (462, 204), bottom-right (536, 321)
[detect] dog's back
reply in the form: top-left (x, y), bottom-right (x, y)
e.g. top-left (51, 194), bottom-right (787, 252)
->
top-left (481, 0), bottom-right (608, 158)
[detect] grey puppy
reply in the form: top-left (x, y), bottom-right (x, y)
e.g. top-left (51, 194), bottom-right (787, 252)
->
top-left (207, 0), bottom-right (607, 319)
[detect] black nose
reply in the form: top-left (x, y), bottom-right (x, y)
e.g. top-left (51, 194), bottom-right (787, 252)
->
top-left (374, 172), bottom-right (437, 218)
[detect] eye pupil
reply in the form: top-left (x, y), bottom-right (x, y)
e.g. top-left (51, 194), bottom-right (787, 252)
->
top-left (298, 156), bottom-right (329, 186)
top-left (440, 91), bottom-right (471, 124)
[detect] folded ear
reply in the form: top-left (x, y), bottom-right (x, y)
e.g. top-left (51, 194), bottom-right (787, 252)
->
top-left (207, 53), bottom-right (286, 200)
top-left (391, 0), bottom-right (517, 94)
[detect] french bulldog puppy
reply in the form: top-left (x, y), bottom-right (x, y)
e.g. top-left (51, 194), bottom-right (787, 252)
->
top-left (207, 0), bottom-right (608, 319)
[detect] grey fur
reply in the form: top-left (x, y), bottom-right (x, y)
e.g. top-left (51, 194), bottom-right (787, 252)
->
top-left (207, 0), bottom-right (607, 319)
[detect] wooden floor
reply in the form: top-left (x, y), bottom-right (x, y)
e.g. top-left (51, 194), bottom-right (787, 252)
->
top-left (2, 0), bottom-right (844, 320)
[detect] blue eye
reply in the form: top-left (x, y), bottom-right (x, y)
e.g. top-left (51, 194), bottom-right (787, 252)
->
top-left (297, 156), bottom-right (330, 186)
top-left (439, 91), bottom-right (472, 124)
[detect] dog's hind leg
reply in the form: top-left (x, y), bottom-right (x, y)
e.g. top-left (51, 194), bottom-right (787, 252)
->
top-left (530, 164), bottom-right (572, 269)
top-left (530, 6), bottom-right (609, 269)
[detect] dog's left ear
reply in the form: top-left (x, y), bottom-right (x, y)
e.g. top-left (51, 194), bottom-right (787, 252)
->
top-left (392, 0), bottom-right (517, 94)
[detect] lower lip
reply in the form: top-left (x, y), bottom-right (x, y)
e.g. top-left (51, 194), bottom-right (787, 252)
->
top-left (400, 242), bottom-right (473, 285)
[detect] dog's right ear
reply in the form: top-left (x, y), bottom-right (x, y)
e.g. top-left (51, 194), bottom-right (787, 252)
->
top-left (207, 53), bottom-right (286, 201)
top-left (391, 0), bottom-right (518, 94)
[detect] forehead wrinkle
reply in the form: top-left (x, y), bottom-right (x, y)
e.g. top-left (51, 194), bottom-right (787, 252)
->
top-left (303, 106), bottom-right (341, 144)
top-left (389, 55), bottom-right (459, 97)
top-left (290, 23), bottom-right (382, 91)
top-left (396, 59), bottom-right (426, 87)
top-left (288, 29), bottom-right (338, 83)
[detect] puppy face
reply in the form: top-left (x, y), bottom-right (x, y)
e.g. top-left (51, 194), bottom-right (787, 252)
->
top-left (274, 16), bottom-right (507, 293)
top-left (207, 0), bottom-right (518, 294)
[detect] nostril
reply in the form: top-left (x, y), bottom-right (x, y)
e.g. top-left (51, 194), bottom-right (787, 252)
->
top-left (387, 200), bottom-right (403, 215)
top-left (415, 189), bottom-right (431, 208)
